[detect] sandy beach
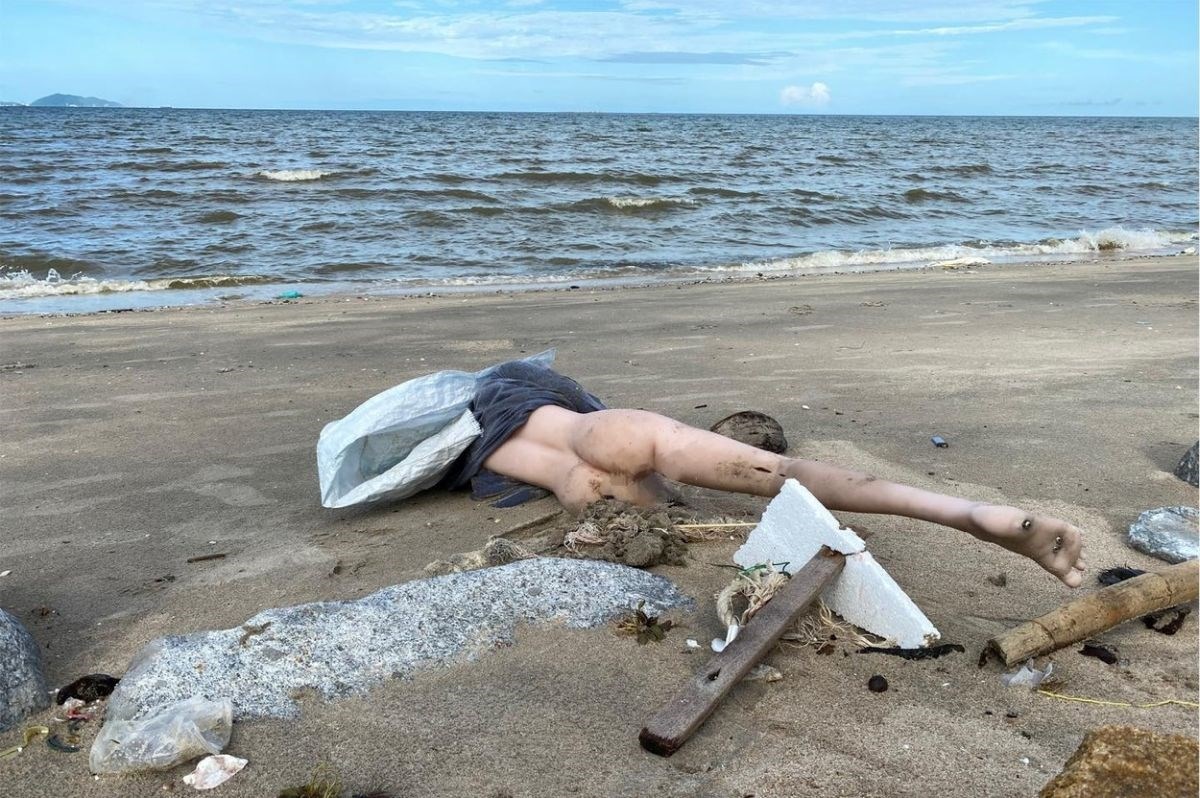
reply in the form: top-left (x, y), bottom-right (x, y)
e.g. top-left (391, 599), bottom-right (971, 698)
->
top-left (1, 255), bottom-right (1197, 797)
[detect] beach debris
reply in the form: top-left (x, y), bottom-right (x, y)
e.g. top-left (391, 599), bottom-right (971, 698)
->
top-left (685, 638), bottom-right (700, 650)
top-left (985, 559), bottom-right (1198, 666)
top-left (562, 500), bottom-right (687, 567)
top-left (1126, 506), bottom-right (1198, 564)
top-left (744, 664), bottom-right (783, 683)
top-left (1143, 607), bottom-right (1190, 635)
top-left (318, 350), bottom-right (557, 509)
top-left (1173, 441), bottom-right (1198, 487)
top-left (46, 733), bottom-right (82, 753)
top-left (186, 552), bottom-right (228, 564)
top-left (276, 290), bottom-right (303, 300)
top-left (1039, 725), bottom-right (1199, 798)
top-left (716, 562), bottom-right (791, 629)
top-left (614, 600), bottom-right (674, 645)
top-left (858, 643), bottom-right (965, 661)
top-left (89, 696), bottom-right (233, 774)
top-left (183, 754), bottom-right (248, 790)
top-left (735, 480), bottom-right (941, 648)
top-left (106, 559), bottom-right (690, 722)
top-left (640, 548), bottom-right (845, 757)
top-left (0, 608), bottom-right (50, 733)
top-left (0, 570), bottom-right (9, 577)
top-left (709, 410), bottom-right (788, 453)
top-left (932, 256), bottom-right (990, 270)
top-left (867, 675), bottom-right (889, 693)
top-left (788, 304), bottom-right (814, 315)
top-left (782, 599), bottom-right (879, 652)
top-left (1002, 662), bottom-right (1054, 689)
top-left (61, 696), bottom-right (103, 722)
top-left (1079, 642), bottom-right (1118, 665)
top-left (1036, 690), bottom-right (1199, 710)
top-left (930, 435), bottom-right (948, 448)
top-left (57, 673), bottom-right (120, 704)
top-left (423, 537), bottom-right (537, 576)
top-left (711, 623), bottom-right (739, 653)
top-left (279, 765), bottom-right (342, 798)
top-left (0, 725), bottom-right (49, 760)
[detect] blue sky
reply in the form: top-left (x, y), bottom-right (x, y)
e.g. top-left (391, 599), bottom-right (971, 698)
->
top-left (1, 0), bottom-right (1196, 114)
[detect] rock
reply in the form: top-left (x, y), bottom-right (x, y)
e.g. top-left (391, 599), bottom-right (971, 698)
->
top-left (1039, 725), bottom-right (1198, 797)
top-left (1127, 506), bottom-right (1198, 564)
top-left (1174, 441), bottom-right (1198, 487)
top-left (0, 608), bottom-right (49, 732)
top-left (107, 558), bottom-right (691, 722)
top-left (709, 410), bottom-right (788, 453)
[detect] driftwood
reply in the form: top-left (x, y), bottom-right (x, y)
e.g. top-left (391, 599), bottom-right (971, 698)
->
top-left (638, 547), bottom-right (845, 756)
top-left (987, 559), bottom-right (1198, 666)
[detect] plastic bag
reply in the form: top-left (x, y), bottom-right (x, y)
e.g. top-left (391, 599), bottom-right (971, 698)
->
top-left (183, 754), bottom-right (247, 789)
top-left (89, 697), bottom-right (233, 774)
top-left (316, 350), bottom-right (554, 508)
top-left (1001, 662), bottom-right (1054, 688)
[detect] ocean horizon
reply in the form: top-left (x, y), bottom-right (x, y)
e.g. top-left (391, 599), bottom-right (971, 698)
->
top-left (1, 109), bottom-right (1196, 314)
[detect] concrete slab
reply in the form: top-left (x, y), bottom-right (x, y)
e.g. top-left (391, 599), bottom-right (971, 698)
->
top-left (107, 558), bottom-right (692, 722)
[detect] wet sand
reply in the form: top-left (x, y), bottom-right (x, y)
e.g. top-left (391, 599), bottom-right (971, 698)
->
top-left (1, 255), bottom-right (1197, 797)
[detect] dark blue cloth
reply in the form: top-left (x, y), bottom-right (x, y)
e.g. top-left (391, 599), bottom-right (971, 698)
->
top-left (440, 361), bottom-right (606, 502)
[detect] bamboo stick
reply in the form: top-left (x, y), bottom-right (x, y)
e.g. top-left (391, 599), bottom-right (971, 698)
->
top-left (987, 559), bottom-right (1198, 666)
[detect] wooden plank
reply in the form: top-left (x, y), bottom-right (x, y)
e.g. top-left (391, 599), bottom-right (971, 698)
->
top-left (987, 559), bottom-right (1199, 666)
top-left (639, 547), bottom-right (845, 757)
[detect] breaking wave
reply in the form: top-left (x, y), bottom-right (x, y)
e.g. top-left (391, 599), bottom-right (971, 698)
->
top-left (256, 169), bottom-right (332, 182)
top-left (0, 268), bottom-right (271, 299)
top-left (570, 196), bottom-right (697, 213)
top-left (731, 227), bottom-right (1196, 275)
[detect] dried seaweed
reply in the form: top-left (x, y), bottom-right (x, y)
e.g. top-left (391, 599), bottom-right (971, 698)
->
top-left (614, 600), bottom-right (675, 645)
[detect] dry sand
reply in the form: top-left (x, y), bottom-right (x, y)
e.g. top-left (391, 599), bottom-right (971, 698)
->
top-left (1, 256), bottom-right (1197, 797)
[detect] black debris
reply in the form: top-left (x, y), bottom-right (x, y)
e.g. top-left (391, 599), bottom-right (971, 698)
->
top-left (1079, 643), bottom-right (1118, 665)
top-left (1144, 607), bottom-right (1191, 635)
top-left (858, 643), bottom-right (965, 660)
top-left (867, 675), bottom-right (889, 693)
top-left (55, 673), bottom-right (120, 704)
top-left (1097, 566), bottom-right (1145, 585)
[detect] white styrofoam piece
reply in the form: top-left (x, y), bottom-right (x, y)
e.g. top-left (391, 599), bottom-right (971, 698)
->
top-left (824, 551), bottom-right (940, 648)
top-left (733, 479), bottom-right (940, 648)
top-left (733, 479), bottom-right (865, 569)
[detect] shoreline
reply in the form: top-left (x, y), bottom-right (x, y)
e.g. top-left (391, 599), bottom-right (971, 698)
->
top-left (1, 254), bottom-right (1196, 796)
top-left (2, 249), bottom-right (1195, 318)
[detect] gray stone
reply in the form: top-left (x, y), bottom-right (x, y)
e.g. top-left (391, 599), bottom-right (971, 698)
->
top-left (1127, 506), bottom-right (1199, 564)
top-left (0, 608), bottom-right (49, 732)
top-left (108, 558), bottom-right (691, 722)
top-left (1174, 441), bottom-right (1199, 487)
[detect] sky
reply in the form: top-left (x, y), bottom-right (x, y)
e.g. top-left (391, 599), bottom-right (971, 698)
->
top-left (1, 0), bottom-right (1196, 115)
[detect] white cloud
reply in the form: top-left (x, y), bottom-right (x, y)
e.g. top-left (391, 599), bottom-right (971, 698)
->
top-left (780, 82), bottom-right (830, 106)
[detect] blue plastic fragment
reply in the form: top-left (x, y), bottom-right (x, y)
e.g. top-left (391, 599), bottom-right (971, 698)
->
top-left (931, 435), bottom-right (948, 448)
top-left (276, 290), bottom-right (303, 300)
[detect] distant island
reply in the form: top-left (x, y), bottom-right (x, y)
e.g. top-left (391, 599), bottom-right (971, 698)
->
top-left (29, 93), bottom-right (122, 108)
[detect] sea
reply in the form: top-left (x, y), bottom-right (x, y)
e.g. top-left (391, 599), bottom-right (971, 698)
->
top-left (0, 109), bottom-right (1196, 314)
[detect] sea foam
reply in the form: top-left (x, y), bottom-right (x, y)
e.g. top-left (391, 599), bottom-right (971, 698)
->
top-left (739, 227), bottom-right (1195, 275)
top-left (0, 268), bottom-right (267, 299)
top-left (256, 169), bottom-right (331, 182)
